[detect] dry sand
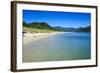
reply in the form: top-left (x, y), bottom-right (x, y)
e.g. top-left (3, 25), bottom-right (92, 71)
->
top-left (23, 32), bottom-right (63, 44)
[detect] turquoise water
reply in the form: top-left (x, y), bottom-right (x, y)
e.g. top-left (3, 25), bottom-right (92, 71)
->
top-left (23, 32), bottom-right (91, 62)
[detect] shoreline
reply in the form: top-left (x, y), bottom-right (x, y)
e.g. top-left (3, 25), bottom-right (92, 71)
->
top-left (23, 32), bottom-right (65, 44)
top-left (23, 32), bottom-right (90, 44)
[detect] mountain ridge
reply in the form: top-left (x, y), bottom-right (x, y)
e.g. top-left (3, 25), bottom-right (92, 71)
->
top-left (23, 22), bottom-right (91, 32)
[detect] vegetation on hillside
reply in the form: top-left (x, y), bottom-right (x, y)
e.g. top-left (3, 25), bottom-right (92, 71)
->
top-left (23, 21), bottom-right (91, 33)
top-left (23, 22), bottom-right (57, 33)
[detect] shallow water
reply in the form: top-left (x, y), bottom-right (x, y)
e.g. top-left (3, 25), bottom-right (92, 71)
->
top-left (23, 32), bottom-right (91, 62)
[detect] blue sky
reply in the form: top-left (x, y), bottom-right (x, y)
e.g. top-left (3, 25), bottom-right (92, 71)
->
top-left (23, 10), bottom-right (91, 28)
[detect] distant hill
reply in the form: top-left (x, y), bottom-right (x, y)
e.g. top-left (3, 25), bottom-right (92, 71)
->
top-left (54, 26), bottom-right (91, 32)
top-left (23, 21), bottom-right (91, 32)
top-left (54, 26), bottom-right (77, 32)
top-left (76, 26), bottom-right (91, 32)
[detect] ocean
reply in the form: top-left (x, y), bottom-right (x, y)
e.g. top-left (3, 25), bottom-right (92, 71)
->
top-left (23, 32), bottom-right (91, 62)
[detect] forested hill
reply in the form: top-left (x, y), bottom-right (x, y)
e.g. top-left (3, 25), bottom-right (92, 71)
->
top-left (23, 22), bottom-right (55, 30)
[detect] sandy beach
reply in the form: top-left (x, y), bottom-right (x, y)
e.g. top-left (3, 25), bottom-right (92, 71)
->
top-left (23, 32), bottom-right (65, 44)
